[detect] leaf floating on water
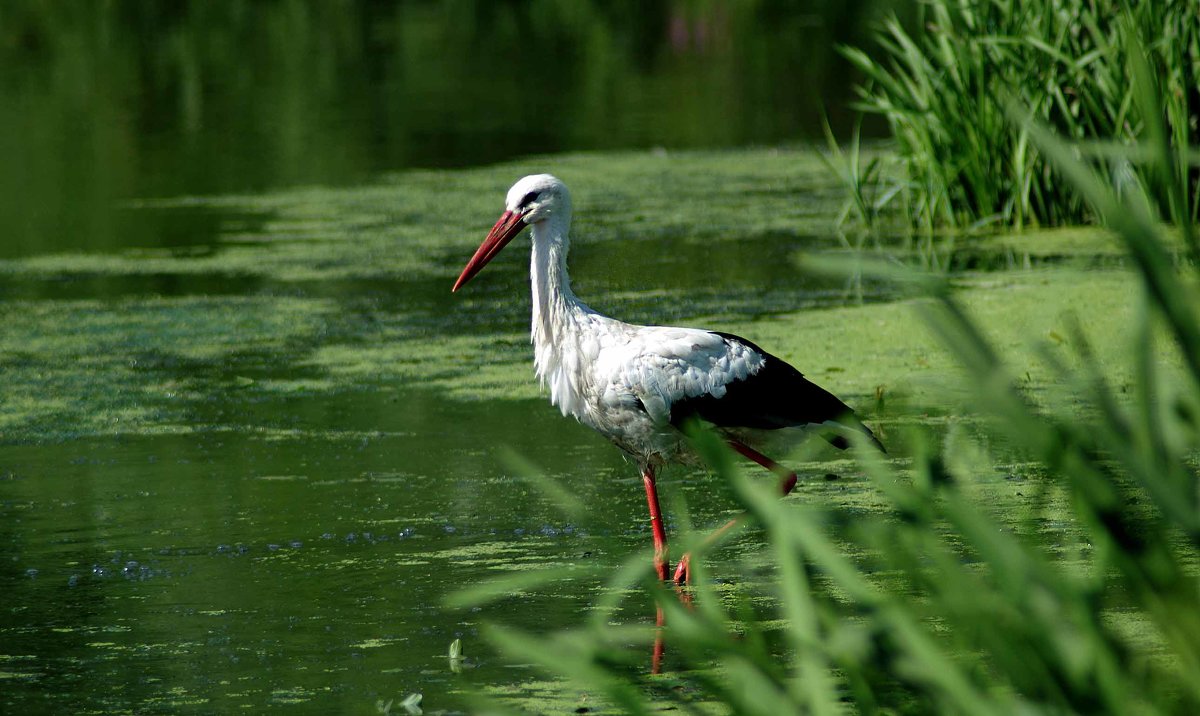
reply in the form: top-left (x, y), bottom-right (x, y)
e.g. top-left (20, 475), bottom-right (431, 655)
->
top-left (233, 376), bottom-right (255, 388)
top-left (399, 692), bottom-right (422, 715)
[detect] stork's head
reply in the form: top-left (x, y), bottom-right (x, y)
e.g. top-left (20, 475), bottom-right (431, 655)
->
top-left (452, 174), bottom-right (570, 292)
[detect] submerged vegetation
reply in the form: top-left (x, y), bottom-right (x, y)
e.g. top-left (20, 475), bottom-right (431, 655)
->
top-left (842, 0), bottom-right (1200, 231)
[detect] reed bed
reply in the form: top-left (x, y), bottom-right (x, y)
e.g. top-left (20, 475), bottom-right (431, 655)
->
top-left (841, 0), bottom-right (1200, 231)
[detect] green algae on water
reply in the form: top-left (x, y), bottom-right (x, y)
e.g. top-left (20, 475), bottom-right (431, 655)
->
top-left (0, 149), bottom-right (844, 284)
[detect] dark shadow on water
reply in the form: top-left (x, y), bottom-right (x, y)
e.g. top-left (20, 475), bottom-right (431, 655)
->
top-left (0, 272), bottom-right (268, 301)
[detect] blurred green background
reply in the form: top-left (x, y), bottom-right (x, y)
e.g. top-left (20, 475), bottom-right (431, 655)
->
top-left (0, 0), bottom-right (894, 258)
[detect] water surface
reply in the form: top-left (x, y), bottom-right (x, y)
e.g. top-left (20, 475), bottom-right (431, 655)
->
top-left (0, 149), bottom-right (875, 711)
top-left (0, 147), bottom-right (1136, 711)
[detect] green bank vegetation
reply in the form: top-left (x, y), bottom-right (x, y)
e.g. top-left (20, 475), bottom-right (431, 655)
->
top-left (842, 0), bottom-right (1200, 232)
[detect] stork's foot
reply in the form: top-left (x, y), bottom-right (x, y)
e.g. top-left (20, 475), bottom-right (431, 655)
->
top-left (672, 554), bottom-right (691, 585)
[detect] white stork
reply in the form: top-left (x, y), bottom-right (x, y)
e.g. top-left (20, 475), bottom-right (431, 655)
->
top-left (452, 174), bottom-right (882, 584)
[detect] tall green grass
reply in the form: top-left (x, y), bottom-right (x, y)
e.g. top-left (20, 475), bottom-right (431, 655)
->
top-left (451, 36), bottom-right (1200, 716)
top-left (841, 0), bottom-right (1200, 231)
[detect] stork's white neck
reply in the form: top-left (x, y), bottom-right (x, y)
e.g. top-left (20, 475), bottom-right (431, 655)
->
top-left (529, 212), bottom-right (595, 417)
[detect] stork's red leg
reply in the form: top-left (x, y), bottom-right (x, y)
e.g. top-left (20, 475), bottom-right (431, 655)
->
top-left (672, 438), bottom-right (798, 585)
top-left (727, 439), bottom-right (799, 497)
top-left (642, 465), bottom-right (670, 580)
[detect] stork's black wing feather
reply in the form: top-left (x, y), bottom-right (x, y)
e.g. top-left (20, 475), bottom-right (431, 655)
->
top-left (669, 332), bottom-right (882, 451)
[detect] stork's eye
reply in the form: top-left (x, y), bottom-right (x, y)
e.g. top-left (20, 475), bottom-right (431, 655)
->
top-left (518, 191), bottom-right (539, 208)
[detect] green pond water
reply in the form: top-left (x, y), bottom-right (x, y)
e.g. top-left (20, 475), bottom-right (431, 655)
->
top-left (0, 146), bottom-right (1148, 712)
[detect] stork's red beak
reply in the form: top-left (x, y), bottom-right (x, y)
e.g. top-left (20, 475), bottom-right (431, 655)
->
top-left (452, 209), bottom-right (528, 292)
